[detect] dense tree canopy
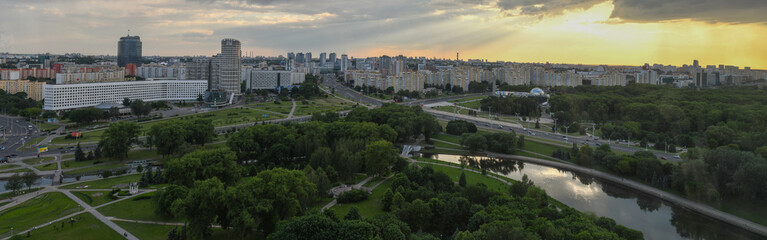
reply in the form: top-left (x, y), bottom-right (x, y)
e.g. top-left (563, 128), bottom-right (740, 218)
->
top-left (100, 122), bottom-right (140, 160)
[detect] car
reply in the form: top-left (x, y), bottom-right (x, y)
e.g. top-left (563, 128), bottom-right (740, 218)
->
top-left (10, 154), bottom-right (17, 157)
top-left (661, 157), bottom-right (667, 160)
top-left (595, 143), bottom-right (601, 146)
top-left (674, 155), bottom-right (681, 159)
top-left (498, 126), bottom-right (503, 129)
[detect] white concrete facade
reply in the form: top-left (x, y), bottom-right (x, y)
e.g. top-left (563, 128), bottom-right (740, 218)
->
top-left (43, 79), bottom-right (207, 110)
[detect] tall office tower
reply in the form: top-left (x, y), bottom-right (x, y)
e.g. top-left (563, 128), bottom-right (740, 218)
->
top-left (320, 52), bottom-right (327, 66)
top-left (693, 60), bottom-right (699, 68)
top-left (117, 35), bottom-right (142, 67)
top-left (287, 52), bottom-right (295, 61)
top-left (341, 54), bottom-right (348, 72)
top-left (329, 53), bottom-right (337, 66)
top-left (295, 53), bottom-right (304, 63)
top-left (216, 38), bottom-right (241, 94)
top-left (305, 52), bottom-right (312, 63)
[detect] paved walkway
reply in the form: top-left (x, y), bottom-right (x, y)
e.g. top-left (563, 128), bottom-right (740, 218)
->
top-left (322, 175), bottom-right (377, 211)
top-left (287, 100), bottom-right (297, 119)
top-left (59, 190), bottom-right (139, 240)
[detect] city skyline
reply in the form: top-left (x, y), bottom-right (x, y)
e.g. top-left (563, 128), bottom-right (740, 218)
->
top-left (0, 0), bottom-right (766, 68)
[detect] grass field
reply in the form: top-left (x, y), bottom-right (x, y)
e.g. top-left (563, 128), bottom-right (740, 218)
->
top-left (98, 192), bottom-right (181, 222)
top-left (433, 140), bottom-right (462, 150)
top-left (34, 163), bottom-right (58, 171)
top-left (37, 122), bottom-right (60, 132)
top-left (522, 140), bottom-right (570, 157)
top-left (449, 96), bottom-right (487, 103)
top-left (71, 191), bottom-right (116, 207)
top-left (1, 168), bottom-right (32, 173)
top-left (0, 164), bottom-right (21, 171)
top-left (22, 156), bottom-right (55, 165)
top-left (329, 178), bottom-right (392, 218)
top-left (50, 130), bottom-right (105, 145)
top-left (248, 102), bottom-right (294, 114)
top-left (0, 187), bottom-right (43, 200)
top-left (22, 212), bottom-right (123, 240)
top-left (63, 162), bottom-right (127, 175)
top-left (417, 163), bottom-right (509, 191)
top-left (292, 98), bottom-right (354, 116)
top-left (60, 174), bottom-right (141, 190)
top-left (0, 192), bottom-right (81, 235)
top-left (433, 133), bottom-right (461, 144)
top-left (458, 100), bottom-right (482, 109)
top-left (115, 221), bottom-right (177, 240)
top-left (20, 137), bottom-right (47, 149)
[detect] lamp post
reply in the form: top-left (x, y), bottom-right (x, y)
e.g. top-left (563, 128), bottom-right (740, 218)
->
top-left (564, 125), bottom-right (570, 143)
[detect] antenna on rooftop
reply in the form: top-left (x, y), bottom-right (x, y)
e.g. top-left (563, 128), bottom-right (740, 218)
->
top-left (127, 29), bottom-right (130, 37)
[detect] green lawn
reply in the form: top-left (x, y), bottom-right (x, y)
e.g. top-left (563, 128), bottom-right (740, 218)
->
top-left (20, 137), bottom-right (47, 149)
top-left (449, 96), bottom-right (487, 103)
top-left (63, 162), bottom-right (127, 175)
top-left (248, 102), bottom-right (294, 114)
top-left (417, 163), bottom-right (509, 191)
top-left (523, 140), bottom-right (569, 157)
top-left (0, 192), bottom-right (81, 235)
top-left (60, 174), bottom-right (141, 190)
top-left (433, 133), bottom-right (461, 144)
top-left (420, 148), bottom-right (473, 155)
top-left (71, 191), bottom-right (116, 207)
top-left (37, 122), bottom-right (60, 132)
top-left (50, 130), bottom-right (105, 145)
top-left (22, 156), bottom-right (55, 165)
top-left (458, 100), bottom-right (482, 109)
top-left (115, 221), bottom-right (177, 240)
top-left (433, 141), bottom-right (462, 150)
top-left (22, 212), bottom-right (123, 240)
top-left (34, 162), bottom-right (58, 171)
top-left (292, 98), bottom-right (354, 116)
top-left (1, 168), bottom-right (33, 173)
top-left (0, 164), bottom-right (21, 171)
top-left (0, 187), bottom-right (43, 200)
top-left (98, 192), bottom-right (181, 222)
top-left (329, 178), bottom-right (392, 218)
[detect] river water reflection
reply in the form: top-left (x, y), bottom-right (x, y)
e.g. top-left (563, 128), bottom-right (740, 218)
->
top-left (423, 154), bottom-right (766, 240)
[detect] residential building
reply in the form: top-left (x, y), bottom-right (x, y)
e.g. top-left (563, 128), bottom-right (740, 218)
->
top-left (244, 71), bottom-right (305, 90)
top-left (0, 79), bottom-right (46, 100)
top-left (216, 38), bottom-right (242, 94)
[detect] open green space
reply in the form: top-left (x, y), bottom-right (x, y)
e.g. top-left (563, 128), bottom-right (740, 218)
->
top-left (63, 162), bottom-right (127, 175)
top-left (433, 133), bottom-right (461, 144)
top-left (432, 140), bottom-right (461, 150)
top-left (20, 137), bottom-right (47, 149)
top-left (60, 174), bottom-right (141, 190)
top-left (2, 168), bottom-right (32, 173)
top-left (458, 100), bottom-right (482, 109)
top-left (34, 162), bottom-right (57, 171)
top-left (449, 95), bottom-right (487, 103)
top-left (0, 192), bottom-right (80, 235)
top-left (22, 212), bottom-right (123, 240)
top-left (417, 162), bottom-right (509, 191)
top-left (115, 221), bottom-right (177, 240)
top-left (420, 148), bottom-right (472, 155)
top-left (0, 187), bottom-right (43, 200)
top-left (522, 139), bottom-right (569, 157)
top-left (98, 192), bottom-right (181, 222)
top-left (36, 122), bottom-right (60, 132)
top-left (71, 191), bottom-right (116, 207)
top-left (50, 130), bottom-right (104, 145)
top-left (0, 164), bottom-right (21, 171)
top-left (293, 98), bottom-right (354, 116)
top-left (248, 101), bottom-right (294, 115)
top-left (329, 178), bottom-right (392, 218)
top-left (22, 156), bottom-right (55, 165)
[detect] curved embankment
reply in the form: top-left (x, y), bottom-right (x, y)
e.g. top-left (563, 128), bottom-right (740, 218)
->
top-left (483, 152), bottom-right (767, 238)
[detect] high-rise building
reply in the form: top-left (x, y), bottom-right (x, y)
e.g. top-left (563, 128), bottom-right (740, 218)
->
top-left (320, 52), bottom-right (327, 66)
top-left (341, 54), bottom-right (348, 72)
top-left (296, 53), bottom-right (305, 63)
top-left (287, 52), bottom-right (295, 61)
top-left (693, 60), bottom-right (699, 68)
top-left (329, 53), bottom-right (337, 66)
top-left (216, 38), bottom-right (241, 94)
top-left (117, 35), bottom-right (142, 67)
top-left (305, 52), bottom-right (312, 63)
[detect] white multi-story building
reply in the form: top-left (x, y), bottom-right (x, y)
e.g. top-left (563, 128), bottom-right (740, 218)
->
top-left (43, 79), bottom-right (207, 111)
top-left (56, 70), bottom-right (127, 84)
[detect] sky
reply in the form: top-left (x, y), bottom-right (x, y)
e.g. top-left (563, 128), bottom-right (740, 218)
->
top-left (0, 0), bottom-right (766, 68)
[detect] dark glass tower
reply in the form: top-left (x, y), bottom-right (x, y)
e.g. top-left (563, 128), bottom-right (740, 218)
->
top-left (117, 35), bottom-right (142, 67)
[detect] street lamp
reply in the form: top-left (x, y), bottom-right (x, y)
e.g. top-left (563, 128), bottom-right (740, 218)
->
top-left (564, 125), bottom-right (570, 143)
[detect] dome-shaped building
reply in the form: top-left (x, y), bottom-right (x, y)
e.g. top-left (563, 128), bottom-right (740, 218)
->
top-left (530, 87), bottom-right (545, 96)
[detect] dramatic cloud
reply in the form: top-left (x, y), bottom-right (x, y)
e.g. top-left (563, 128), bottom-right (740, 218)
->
top-left (496, 0), bottom-right (606, 16)
top-left (610, 0), bottom-right (767, 23)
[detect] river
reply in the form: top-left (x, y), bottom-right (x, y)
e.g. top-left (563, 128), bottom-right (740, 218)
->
top-left (423, 154), bottom-right (766, 240)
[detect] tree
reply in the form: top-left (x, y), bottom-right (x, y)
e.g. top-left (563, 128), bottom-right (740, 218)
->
top-left (21, 172), bottom-right (40, 190)
top-left (100, 122), bottom-right (140, 161)
top-left (461, 133), bottom-right (487, 153)
top-left (345, 207), bottom-right (362, 221)
top-left (130, 99), bottom-right (152, 117)
top-left (397, 199), bottom-right (432, 231)
top-left (74, 143), bottom-right (85, 162)
top-left (364, 140), bottom-right (398, 177)
top-left (22, 107), bottom-right (42, 119)
top-left (184, 119), bottom-right (215, 146)
top-left (382, 189), bottom-right (394, 211)
top-left (149, 121), bottom-right (186, 157)
top-left (122, 98), bottom-right (132, 107)
top-left (459, 172), bottom-right (467, 187)
top-left (4, 174), bottom-right (24, 195)
top-left (446, 120), bottom-right (477, 136)
top-left (163, 149), bottom-right (242, 187)
top-left (177, 178), bottom-right (226, 239)
top-left (196, 94), bottom-right (203, 102)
